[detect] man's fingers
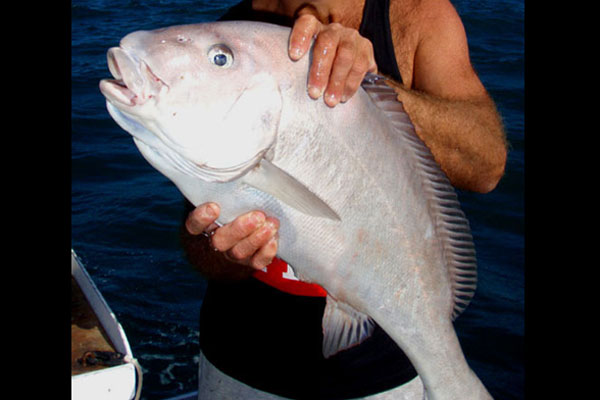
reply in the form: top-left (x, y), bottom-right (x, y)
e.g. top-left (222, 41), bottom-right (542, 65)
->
top-left (298, 20), bottom-right (377, 106)
top-left (342, 42), bottom-right (377, 103)
top-left (186, 204), bottom-right (279, 269)
top-left (249, 235), bottom-right (279, 270)
top-left (226, 217), bottom-right (279, 265)
top-left (289, 13), bottom-right (321, 61)
top-left (185, 202), bottom-right (220, 235)
top-left (323, 31), bottom-right (358, 106)
top-left (307, 23), bottom-right (342, 100)
top-left (211, 211), bottom-right (266, 252)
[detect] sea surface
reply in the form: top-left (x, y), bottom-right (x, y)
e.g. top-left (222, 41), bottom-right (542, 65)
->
top-left (71, 0), bottom-right (524, 398)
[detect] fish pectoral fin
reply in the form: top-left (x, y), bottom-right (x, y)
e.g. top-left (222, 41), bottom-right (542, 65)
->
top-left (321, 296), bottom-right (375, 358)
top-left (241, 159), bottom-right (340, 221)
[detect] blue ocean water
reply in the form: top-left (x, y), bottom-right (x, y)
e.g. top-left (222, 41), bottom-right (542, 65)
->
top-left (71, 1), bottom-right (524, 399)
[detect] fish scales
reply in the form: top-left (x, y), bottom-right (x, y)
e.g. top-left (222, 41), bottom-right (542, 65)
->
top-left (99, 21), bottom-right (491, 399)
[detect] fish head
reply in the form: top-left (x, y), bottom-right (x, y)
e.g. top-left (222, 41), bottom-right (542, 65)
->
top-left (99, 22), bottom-right (285, 181)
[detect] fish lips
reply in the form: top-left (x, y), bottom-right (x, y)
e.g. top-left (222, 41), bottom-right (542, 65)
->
top-left (100, 47), bottom-right (167, 107)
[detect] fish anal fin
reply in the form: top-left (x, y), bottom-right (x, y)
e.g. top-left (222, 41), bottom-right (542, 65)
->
top-left (241, 159), bottom-right (341, 221)
top-left (322, 296), bottom-right (375, 358)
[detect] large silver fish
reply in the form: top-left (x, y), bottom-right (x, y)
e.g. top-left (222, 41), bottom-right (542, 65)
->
top-left (99, 21), bottom-right (491, 399)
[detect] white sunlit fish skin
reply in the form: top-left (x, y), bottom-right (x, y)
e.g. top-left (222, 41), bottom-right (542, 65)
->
top-left (99, 21), bottom-right (491, 399)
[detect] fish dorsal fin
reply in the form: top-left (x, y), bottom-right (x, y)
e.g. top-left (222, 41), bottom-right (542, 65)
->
top-left (242, 159), bottom-right (341, 221)
top-left (361, 74), bottom-right (477, 320)
top-left (322, 296), bottom-right (375, 358)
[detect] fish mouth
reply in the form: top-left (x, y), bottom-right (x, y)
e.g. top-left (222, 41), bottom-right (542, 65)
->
top-left (99, 47), bottom-right (168, 107)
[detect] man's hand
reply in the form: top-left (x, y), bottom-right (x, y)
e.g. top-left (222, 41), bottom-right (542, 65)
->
top-left (185, 202), bottom-right (279, 270)
top-left (288, 13), bottom-right (377, 107)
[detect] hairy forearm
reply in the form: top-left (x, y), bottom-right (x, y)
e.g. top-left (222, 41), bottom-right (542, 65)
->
top-left (389, 81), bottom-right (507, 193)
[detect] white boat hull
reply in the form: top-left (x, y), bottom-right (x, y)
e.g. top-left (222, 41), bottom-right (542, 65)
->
top-left (71, 249), bottom-right (141, 400)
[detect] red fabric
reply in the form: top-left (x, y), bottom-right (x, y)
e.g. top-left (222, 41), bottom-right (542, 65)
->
top-left (252, 257), bottom-right (327, 297)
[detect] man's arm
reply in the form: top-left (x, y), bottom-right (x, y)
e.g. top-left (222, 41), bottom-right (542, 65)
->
top-left (391, 83), bottom-right (506, 193)
top-left (389, 0), bottom-right (507, 192)
top-left (288, 6), bottom-right (506, 192)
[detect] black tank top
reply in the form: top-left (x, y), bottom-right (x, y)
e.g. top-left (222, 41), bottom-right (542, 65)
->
top-left (359, 0), bottom-right (403, 83)
top-left (195, 3), bottom-right (415, 398)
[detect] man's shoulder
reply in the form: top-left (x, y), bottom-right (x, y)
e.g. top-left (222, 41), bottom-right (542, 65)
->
top-left (389, 0), bottom-right (467, 51)
top-left (389, 0), bottom-right (462, 28)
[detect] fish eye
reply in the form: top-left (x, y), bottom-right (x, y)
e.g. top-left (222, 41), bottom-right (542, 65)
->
top-left (208, 44), bottom-right (233, 68)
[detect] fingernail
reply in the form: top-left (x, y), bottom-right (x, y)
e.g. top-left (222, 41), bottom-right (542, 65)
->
top-left (325, 92), bottom-right (339, 107)
top-left (250, 211), bottom-right (266, 227)
top-left (203, 203), bottom-right (217, 219)
top-left (289, 34), bottom-right (308, 60)
top-left (261, 220), bottom-right (278, 236)
top-left (308, 85), bottom-right (323, 99)
top-left (289, 45), bottom-right (303, 60)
